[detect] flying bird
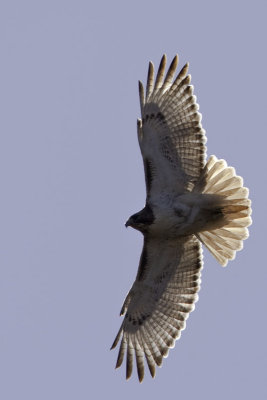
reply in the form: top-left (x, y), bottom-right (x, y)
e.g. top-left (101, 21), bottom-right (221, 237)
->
top-left (111, 55), bottom-right (252, 382)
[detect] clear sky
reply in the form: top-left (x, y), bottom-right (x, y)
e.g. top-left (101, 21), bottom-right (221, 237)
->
top-left (0, 0), bottom-right (266, 399)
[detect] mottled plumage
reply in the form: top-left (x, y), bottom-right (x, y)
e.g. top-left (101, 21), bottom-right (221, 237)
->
top-left (111, 55), bottom-right (252, 382)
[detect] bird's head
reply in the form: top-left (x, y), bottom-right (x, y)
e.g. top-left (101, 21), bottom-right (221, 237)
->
top-left (125, 213), bottom-right (143, 230)
top-left (125, 205), bottom-right (155, 233)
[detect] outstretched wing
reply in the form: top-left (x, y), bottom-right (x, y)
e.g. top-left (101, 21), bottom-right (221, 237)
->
top-left (137, 55), bottom-right (207, 199)
top-left (111, 235), bottom-right (203, 381)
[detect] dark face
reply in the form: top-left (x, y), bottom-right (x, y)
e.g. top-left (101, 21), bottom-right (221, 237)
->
top-left (125, 204), bottom-right (155, 233)
top-left (125, 212), bottom-right (146, 231)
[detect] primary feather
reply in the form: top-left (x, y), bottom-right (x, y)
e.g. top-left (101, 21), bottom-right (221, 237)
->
top-left (111, 55), bottom-right (252, 382)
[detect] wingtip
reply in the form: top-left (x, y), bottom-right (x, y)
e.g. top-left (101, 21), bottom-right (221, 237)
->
top-left (138, 80), bottom-right (145, 109)
top-left (148, 60), bottom-right (154, 69)
top-left (126, 365), bottom-right (133, 381)
top-left (173, 54), bottom-right (179, 65)
top-left (148, 61), bottom-right (154, 77)
top-left (155, 54), bottom-right (167, 89)
top-left (111, 325), bottom-right (123, 350)
top-left (147, 362), bottom-right (156, 379)
top-left (146, 61), bottom-right (155, 99)
top-left (110, 341), bottom-right (116, 351)
top-left (161, 53), bottom-right (167, 62)
top-left (181, 62), bottom-right (189, 75)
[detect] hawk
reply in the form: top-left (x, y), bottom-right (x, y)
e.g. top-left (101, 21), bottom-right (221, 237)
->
top-left (111, 55), bottom-right (252, 382)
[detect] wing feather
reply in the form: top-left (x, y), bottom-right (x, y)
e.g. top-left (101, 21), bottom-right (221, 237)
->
top-left (154, 54), bottom-right (167, 91)
top-left (138, 56), bottom-right (206, 198)
top-left (146, 61), bottom-right (154, 100)
top-left (161, 54), bottom-right (178, 92)
top-left (138, 80), bottom-right (145, 110)
top-left (111, 235), bottom-right (203, 381)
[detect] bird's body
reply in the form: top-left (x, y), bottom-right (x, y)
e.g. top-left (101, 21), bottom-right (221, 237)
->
top-left (111, 55), bottom-right (252, 382)
top-left (128, 192), bottom-right (226, 238)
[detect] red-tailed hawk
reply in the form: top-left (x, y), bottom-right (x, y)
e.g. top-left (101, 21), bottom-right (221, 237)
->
top-left (111, 55), bottom-right (252, 382)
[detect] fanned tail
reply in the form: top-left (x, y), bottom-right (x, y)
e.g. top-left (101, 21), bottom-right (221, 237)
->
top-left (194, 155), bottom-right (252, 266)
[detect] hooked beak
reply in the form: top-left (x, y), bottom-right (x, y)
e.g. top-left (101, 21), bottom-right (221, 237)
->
top-left (125, 218), bottom-right (131, 228)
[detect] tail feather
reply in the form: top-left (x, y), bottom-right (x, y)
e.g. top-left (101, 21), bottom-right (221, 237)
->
top-left (195, 155), bottom-right (252, 266)
top-left (211, 176), bottom-right (243, 194)
top-left (204, 167), bottom-right (236, 192)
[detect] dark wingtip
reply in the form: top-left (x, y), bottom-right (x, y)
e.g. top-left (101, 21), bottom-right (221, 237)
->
top-left (110, 341), bottom-right (116, 351)
top-left (139, 80), bottom-right (145, 109)
top-left (137, 367), bottom-right (145, 383)
top-left (169, 54), bottom-right (178, 70)
top-left (110, 326), bottom-right (123, 350)
top-left (161, 53), bottom-right (167, 63)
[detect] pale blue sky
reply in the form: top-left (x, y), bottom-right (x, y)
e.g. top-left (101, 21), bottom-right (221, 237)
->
top-left (0, 1), bottom-right (266, 399)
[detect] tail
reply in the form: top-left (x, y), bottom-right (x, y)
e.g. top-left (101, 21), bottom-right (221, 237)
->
top-left (194, 155), bottom-right (252, 266)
